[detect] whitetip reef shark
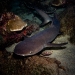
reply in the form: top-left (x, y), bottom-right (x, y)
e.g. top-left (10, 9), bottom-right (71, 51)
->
top-left (14, 8), bottom-right (67, 56)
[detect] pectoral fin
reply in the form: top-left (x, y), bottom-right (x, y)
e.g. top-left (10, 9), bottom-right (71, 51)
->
top-left (45, 42), bottom-right (68, 47)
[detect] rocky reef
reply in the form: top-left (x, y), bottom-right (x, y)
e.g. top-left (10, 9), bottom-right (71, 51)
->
top-left (0, 50), bottom-right (66, 75)
top-left (0, 12), bottom-right (39, 48)
top-left (59, 6), bottom-right (75, 44)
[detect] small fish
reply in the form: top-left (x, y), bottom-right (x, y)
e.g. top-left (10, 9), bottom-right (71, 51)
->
top-left (14, 8), bottom-right (67, 56)
top-left (40, 51), bottom-right (52, 56)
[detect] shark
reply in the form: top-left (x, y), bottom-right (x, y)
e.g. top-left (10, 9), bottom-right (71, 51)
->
top-left (14, 8), bottom-right (67, 56)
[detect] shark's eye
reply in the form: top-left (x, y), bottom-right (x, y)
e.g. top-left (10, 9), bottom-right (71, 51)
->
top-left (29, 51), bottom-right (33, 54)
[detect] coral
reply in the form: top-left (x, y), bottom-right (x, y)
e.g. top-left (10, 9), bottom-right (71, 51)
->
top-left (7, 15), bottom-right (27, 32)
top-left (0, 12), bottom-right (39, 48)
top-left (0, 12), bottom-right (27, 33)
top-left (51, 0), bottom-right (66, 6)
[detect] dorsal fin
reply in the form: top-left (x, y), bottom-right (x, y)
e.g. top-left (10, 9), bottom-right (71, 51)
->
top-left (34, 8), bottom-right (52, 26)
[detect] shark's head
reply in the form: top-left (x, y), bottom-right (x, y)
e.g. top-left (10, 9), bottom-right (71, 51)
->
top-left (14, 40), bottom-right (42, 56)
top-left (14, 43), bottom-right (37, 56)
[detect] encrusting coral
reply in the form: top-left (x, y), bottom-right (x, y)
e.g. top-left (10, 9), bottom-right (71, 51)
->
top-left (0, 12), bottom-right (39, 48)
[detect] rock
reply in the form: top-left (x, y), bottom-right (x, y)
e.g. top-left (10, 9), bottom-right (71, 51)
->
top-left (59, 6), bottom-right (75, 44)
top-left (0, 53), bottom-right (66, 75)
top-left (25, 55), bottom-right (63, 75)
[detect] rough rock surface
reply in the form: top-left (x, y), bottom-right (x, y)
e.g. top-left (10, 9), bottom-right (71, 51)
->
top-left (59, 6), bottom-right (75, 44)
top-left (0, 50), bottom-right (66, 75)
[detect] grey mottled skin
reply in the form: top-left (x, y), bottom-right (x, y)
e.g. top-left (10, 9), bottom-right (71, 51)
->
top-left (14, 8), bottom-right (66, 56)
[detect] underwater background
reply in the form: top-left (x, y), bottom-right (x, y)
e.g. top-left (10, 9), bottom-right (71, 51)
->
top-left (0, 0), bottom-right (75, 75)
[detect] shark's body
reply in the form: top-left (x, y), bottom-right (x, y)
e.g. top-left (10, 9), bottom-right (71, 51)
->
top-left (14, 8), bottom-right (66, 56)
